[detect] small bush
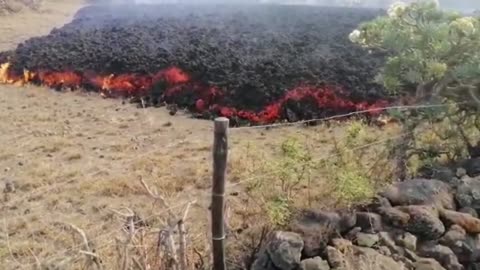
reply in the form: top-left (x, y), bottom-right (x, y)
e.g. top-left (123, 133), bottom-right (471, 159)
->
top-left (265, 195), bottom-right (291, 226)
top-left (404, 103), bottom-right (480, 176)
top-left (326, 121), bottom-right (375, 206)
top-left (272, 137), bottom-right (314, 199)
top-left (257, 136), bottom-right (315, 226)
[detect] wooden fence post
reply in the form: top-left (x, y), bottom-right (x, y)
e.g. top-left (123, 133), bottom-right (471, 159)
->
top-left (211, 117), bottom-right (229, 270)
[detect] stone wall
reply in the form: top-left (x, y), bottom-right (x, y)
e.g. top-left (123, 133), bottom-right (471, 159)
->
top-left (251, 157), bottom-right (480, 270)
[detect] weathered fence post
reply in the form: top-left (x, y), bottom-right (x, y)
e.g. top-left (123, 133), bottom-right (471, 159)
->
top-left (211, 117), bottom-right (229, 270)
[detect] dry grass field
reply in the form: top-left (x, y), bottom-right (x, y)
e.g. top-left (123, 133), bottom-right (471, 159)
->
top-left (0, 1), bottom-right (400, 269)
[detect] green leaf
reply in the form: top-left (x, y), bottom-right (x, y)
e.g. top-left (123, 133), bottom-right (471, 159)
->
top-left (349, 1), bottom-right (480, 101)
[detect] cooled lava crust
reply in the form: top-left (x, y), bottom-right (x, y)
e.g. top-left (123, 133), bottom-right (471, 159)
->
top-left (0, 4), bottom-right (391, 125)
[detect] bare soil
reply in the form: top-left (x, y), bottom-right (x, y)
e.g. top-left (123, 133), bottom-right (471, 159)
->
top-left (0, 1), bottom-right (397, 269)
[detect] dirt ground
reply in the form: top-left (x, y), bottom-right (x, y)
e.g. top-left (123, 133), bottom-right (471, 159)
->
top-left (0, 1), bottom-right (397, 269)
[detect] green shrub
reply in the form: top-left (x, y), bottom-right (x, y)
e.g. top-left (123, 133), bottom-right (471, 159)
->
top-left (350, 1), bottom-right (480, 179)
top-left (324, 120), bottom-right (379, 206)
top-left (265, 195), bottom-right (291, 226)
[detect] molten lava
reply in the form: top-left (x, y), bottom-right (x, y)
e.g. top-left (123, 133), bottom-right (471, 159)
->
top-left (0, 62), bottom-right (391, 125)
top-left (38, 71), bottom-right (82, 89)
top-left (208, 86), bottom-right (389, 124)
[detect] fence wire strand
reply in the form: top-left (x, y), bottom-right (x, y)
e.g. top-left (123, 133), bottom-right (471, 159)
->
top-left (2, 101), bottom-right (452, 212)
top-left (3, 101), bottom-right (448, 269)
top-left (231, 102), bottom-right (460, 130)
top-left (9, 127), bottom-right (410, 269)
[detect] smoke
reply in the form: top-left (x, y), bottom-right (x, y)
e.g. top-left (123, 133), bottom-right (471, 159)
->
top-left (126, 0), bottom-right (480, 12)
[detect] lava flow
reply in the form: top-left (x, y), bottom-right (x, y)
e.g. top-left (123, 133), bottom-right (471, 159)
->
top-left (0, 62), bottom-right (391, 125)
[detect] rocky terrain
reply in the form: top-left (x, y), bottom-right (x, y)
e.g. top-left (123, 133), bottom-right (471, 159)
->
top-left (252, 157), bottom-right (480, 270)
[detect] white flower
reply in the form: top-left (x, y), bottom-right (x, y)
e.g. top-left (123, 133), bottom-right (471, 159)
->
top-left (387, 1), bottom-right (408, 19)
top-left (432, 0), bottom-right (439, 7)
top-left (348, 29), bottom-right (362, 43)
top-left (450, 17), bottom-right (477, 35)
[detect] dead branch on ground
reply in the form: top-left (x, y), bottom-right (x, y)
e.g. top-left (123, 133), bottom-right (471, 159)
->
top-left (139, 176), bottom-right (196, 270)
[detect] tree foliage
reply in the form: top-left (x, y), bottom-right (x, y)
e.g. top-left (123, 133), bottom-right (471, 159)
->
top-left (349, 1), bottom-right (480, 179)
top-left (349, 0), bottom-right (480, 106)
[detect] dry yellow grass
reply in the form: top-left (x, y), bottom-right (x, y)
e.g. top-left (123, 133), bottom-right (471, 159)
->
top-left (0, 84), bottom-right (399, 269)
top-left (0, 0), bottom-right (85, 51)
top-left (0, 1), bottom-right (401, 269)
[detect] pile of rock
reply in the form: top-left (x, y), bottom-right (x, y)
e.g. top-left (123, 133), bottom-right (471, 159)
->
top-left (251, 157), bottom-right (480, 270)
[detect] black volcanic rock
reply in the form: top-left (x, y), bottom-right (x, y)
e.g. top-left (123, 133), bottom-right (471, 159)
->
top-left (1, 4), bottom-right (390, 122)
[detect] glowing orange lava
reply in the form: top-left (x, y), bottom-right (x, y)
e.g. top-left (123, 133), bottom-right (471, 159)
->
top-left (0, 62), bottom-right (393, 125)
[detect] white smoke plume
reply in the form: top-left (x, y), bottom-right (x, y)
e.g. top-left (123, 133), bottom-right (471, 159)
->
top-left (122, 0), bottom-right (480, 12)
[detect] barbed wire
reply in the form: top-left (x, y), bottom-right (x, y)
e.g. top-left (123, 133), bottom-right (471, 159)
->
top-left (4, 100), bottom-right (449, 270)
top-left (0, 135), bottom-right (201, 211)
top-left (9, 127), bottom-right (409, 269)
top-left (226, 131), bottom-right (408, 191)
top-left (3, 103), bottom-right (419, 269)
top-left (2, 101), bottom-right (456, 215)
top-left (230, 102), bottom-right (461, 131)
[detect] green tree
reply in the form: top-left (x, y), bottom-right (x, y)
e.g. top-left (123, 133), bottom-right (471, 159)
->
top-left (349, 1), bottom-right (480, 180)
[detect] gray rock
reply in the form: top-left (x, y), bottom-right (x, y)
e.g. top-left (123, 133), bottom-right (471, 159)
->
top-left (326, 246), bottom-right (345, 269)
top-left (346, 246), bottom-right (406, 270)
top-left (379, 231), bottom-right (400, 253)
top-left (355, 232), bottom-right (379, 248)
top-left (392, 253), bottom-right (416, 269)
top-left (459, 157), bottom-right (480, 177)
top-left (356, 212), bottom-right (383, 233)
top-left (458, 234), bottom-right (480, 264)
top-left (432, 167), bottom-right (456, 184)
top-left (378, 206), bottom-right (410, 227)
top-left (459, 207), bottom-right (478, 218)
top-left (300, 257), bottom-right (330, 270)
top-left (456, 178), bottom-right (480, 212)
top-left (366, 195), bottom-right (392, 211)
top-left (450, 177), bottom-right (463, 187)
top-left (397, 232), bottom-right (417, 251)
top-left (251, 231), bottom-right (303, 270)
top-left (397, 205), bottom-right (445, 240)
top-left (414, 258), bottom-right (447, 270)
top-left (325, 244), bottom-right (406, 270)
top-left (380, 178), bottom-right (455, 209)
top-left (465, 234), bottom-right (480, 258)
top-left (330, 238), bottom-right (352, 251)
top-left (440, 224), bottom-right (480, 265)
top-left (291, 210), bottom-right (355, 257)
top-left (440, 209), bottom-right (480, 234)
top-left (469, 263), bottom-right (480, 270)
top-left (378, 245), bottom-right (392, 256)
top-left (251, 253), bottom-right (278, 270)
top-left (472, 249), bottom-right (480, 263)
top-left (419, 165), bottom-right (456, 184)
top-left (418, 243), bottom-right (463, 270)
top-left (440, 225), bottom-right (467, 246)
top-left (375, 195), bottom-right (393, 207)
top-left (344, 227), bottom-right (362, 241)
top-left (457, 168), bottom-right (468, 178)
top-left (404, 248), bottom-right (420, 262)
